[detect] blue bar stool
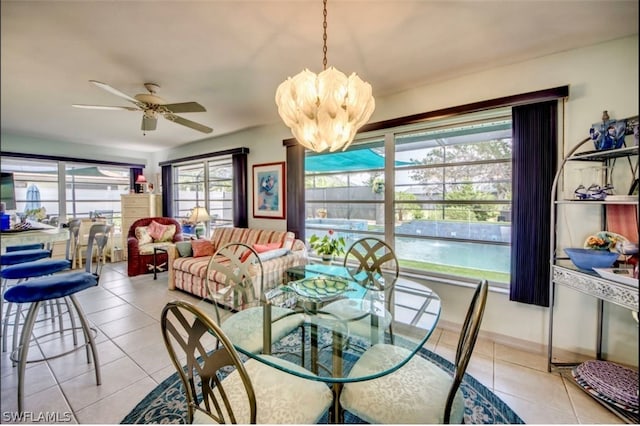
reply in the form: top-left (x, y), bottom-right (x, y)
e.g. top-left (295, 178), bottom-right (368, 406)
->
top-left (1, 243), bottom-right (52, 266)
top-left (1, 219), bottom-right (82, 353)
top-left (1, 243), bottom-right (51, 342)
top-left (4, 223), bottom-right (111, 413)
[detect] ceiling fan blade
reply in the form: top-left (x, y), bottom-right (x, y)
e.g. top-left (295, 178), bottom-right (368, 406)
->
top-left (142, 116), bottom-right (157, 131)
top-left (163, 102), bottom-right (206, 114)
top-left (72, 104), bottom-right (139, 111)
top-left (164, 114), bottom-right (213, 134)
top-left (89, 80), bottom-right (140, 104)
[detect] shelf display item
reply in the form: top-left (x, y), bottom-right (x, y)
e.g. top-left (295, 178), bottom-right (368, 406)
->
top-left (564, 248), bottom-right (618, 271)
top-left (572, 360), bottom-right (638, 415)
top-left (583, 231), bottom-right (628, 251)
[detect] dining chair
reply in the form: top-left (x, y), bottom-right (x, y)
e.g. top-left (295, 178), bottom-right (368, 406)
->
top-left (161, 300), bottom-right (333, 424)
top-left (75, 218), bottom-right (108, 269)
top-left (322, 237), bottom-right (399, 346)
top-left (204, 242), bottom-right (305, 355)
top-left (339, 279), bottom-right (489, 424)
top-left (3, 222), bottom-right (112, 413)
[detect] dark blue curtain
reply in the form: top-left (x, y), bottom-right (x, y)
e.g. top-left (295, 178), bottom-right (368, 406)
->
top-left (131, 168), bottom-right (144, 193)
top-left (509, 101), bottom-right (558, 307)
top-left (231, 153), bottom-right (248, 227)
top-left (161, 165), bottom-right (172, 217)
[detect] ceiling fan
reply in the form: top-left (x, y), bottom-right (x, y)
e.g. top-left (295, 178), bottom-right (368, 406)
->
top-left (73, 80), bottom-right (213, 134)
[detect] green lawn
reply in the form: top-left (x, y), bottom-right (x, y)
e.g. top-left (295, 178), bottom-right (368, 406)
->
top-left (399, 259), bottom-right (510, 283)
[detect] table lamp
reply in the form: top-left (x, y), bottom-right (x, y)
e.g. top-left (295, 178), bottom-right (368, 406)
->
top-left (135, 174), bottom-right (147, 193)
top-left (189, 206), bottom-right (210, 238)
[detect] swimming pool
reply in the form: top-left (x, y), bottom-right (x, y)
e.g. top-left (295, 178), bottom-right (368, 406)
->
top-left (394, 237), bottom-right (511, 274)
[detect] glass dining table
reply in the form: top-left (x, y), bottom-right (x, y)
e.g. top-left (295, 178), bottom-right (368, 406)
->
top-left (199, 264), bottom-right (441, 423)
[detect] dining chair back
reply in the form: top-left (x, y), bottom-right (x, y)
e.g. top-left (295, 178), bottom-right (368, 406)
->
top-left (339, 279), bottom-right (489, 424)
top-left (205, 242), bottom-right (305, 355)
top-left (324, 237), bottom-right (399, 345)
top-left (444, 278), bottom-right (488, 423)
top-left (343, 237), bottom-right (399, 293)
top-left (206, 242), bottom-right (263, 319)
top-left (76, 218), bottom-right (108, 269)
top-left (160, 300), bottom-right (332, 424)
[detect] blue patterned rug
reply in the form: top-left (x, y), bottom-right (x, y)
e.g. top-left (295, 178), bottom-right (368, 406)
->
top-left (121, 330), bottom-right (524, 424)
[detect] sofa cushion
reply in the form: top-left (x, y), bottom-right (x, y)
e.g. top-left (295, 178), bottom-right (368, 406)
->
top-left (135, 226), bottom-right (153, 245)
top-left (176, 241), bottom-right (193, 257)
top-left (192, 239), bottom-right (214, 257)
top-left (149, 221), bottom-right (176, 242)
top-left (139, 242), bottom-right (176, 255)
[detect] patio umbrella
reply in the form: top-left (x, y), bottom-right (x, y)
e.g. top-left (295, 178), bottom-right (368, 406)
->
top-left (25, 184), bottom-right (41, 212)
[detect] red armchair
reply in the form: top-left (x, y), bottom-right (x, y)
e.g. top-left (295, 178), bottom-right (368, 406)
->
top-left (127, 217), bottom-right (183, 277)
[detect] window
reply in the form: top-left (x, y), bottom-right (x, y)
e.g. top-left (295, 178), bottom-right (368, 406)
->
top-left (305, 108), bottom-right (513, 285)
top-left (172, 157), bottom-right (234, 233)
top-left (65, 162), bottom-right (129, 232)
top-left (0, 157), bottom-right (130, 232)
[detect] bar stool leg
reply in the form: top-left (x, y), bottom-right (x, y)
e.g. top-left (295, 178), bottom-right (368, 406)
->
top-left (63, 297), bottom-right (79, 346)
top-left (69, 294), bottom-right (101, 384)
top-left (2, 300), bottom-right (15, 352)
top-left (15, 301), bottom-right (41, 414)
top-left (11, 303), bottom-right (24, 356)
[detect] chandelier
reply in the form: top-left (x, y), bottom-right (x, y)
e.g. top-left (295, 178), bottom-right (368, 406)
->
top-left (275, 0), bottom-right (375, 153)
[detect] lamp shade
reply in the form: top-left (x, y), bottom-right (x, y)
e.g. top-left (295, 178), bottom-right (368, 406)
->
top-left (189, 207), bottom-right (210, 223)
top-left (135, 174), bottom-right (147, 184)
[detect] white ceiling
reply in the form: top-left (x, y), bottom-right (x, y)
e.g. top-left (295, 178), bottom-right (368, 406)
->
top-left (1, 0), bottom-right (638, 153)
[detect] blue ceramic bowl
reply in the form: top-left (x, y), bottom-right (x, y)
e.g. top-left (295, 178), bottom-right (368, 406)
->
top-left (564, 248), bottom-right (618, 271)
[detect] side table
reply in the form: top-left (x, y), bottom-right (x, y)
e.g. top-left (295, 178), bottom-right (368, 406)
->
top-left (153, 246), bottom-right (169, 280)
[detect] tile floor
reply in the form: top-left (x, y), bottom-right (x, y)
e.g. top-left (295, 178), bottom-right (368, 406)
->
top-left (0, 262), bottom-right (625, 424)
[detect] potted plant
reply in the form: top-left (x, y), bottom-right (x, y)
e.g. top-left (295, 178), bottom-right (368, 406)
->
top-left (309, 229), bottom-right (346, 264)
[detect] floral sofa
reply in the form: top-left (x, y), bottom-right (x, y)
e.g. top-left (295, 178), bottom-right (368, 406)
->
top-left (168, 227), bottom-right (307, 304)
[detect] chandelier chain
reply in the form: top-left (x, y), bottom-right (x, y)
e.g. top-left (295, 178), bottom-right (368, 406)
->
top-left (322, 0), bottom-right (328, 70)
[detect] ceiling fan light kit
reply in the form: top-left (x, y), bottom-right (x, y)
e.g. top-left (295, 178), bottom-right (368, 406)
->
top-left (73, 80), bottom-right (213, 135)
top-left (275, 0), bottom-right (375, 153)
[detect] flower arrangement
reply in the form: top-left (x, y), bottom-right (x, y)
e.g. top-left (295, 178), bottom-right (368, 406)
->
top-left (309, 230), bottom-right (346, 257)
top-left (585, 232), bottom-right (619, 251)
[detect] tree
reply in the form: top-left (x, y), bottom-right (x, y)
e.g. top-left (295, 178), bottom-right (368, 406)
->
top-left (395, 191), bottom-right (424, 221)
top-left (409, 138), bottom-right (512, 201)
top-left (444, 183), bottom-right (496, 221)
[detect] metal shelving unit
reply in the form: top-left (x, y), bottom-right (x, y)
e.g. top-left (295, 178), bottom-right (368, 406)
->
top-left (548, 123), bottom-right (638, 423)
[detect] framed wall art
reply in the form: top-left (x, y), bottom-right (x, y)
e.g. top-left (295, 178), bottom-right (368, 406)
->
top-left (253, 162), bottom-right (285, 219)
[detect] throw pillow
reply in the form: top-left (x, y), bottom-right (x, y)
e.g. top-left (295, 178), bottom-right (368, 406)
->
top-left (135, 226), bottom-right (153, 245)
top-left (240, 243), bottom-right (285, 263)
top-left (158, 224), bottom-right (176, 242)
top-left (175, 241), bottom-right (193, 258)
top-left (253, 242), bottom-right (282, 253)
top-left (191, 239), bottom-right (214, 258)
top-left (149, 221), bottom-right (176, 242)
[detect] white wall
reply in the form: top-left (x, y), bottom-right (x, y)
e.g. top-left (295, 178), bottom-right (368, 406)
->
top-left (3, 35), bottom-right (638, 364)
top-left (1, 133), bottom-right (151, 167)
